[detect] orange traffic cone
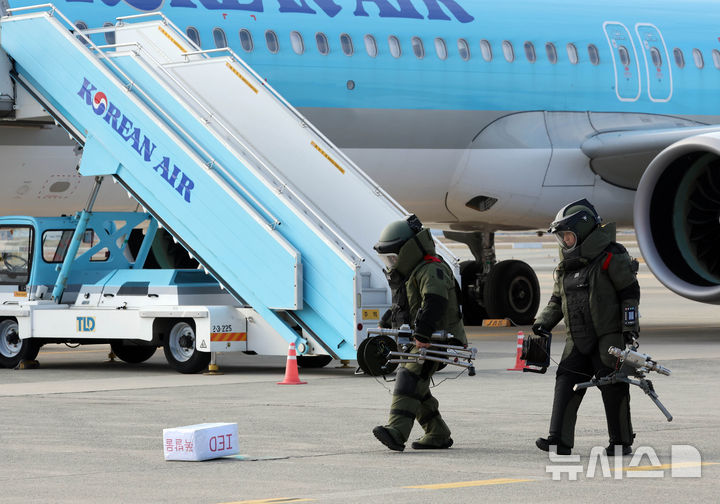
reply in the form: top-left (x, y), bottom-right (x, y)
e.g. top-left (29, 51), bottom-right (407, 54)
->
top-left (278, 342), bottom-right (307, 385)
top-left (507, 331), bottom-right (528, 371)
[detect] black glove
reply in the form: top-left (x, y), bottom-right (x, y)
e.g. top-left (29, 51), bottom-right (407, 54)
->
top-left (532, 323), bottom-right (546, 336)
top-left (623, 331), bottom-right (639, 346)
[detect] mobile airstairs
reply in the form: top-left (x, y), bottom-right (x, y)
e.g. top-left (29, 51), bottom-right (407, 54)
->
top-left (0, 5), bottom-right (458, 364)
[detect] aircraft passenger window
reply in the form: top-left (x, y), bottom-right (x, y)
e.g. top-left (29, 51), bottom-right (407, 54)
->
top-left (567, 43), bottom-right (579, 64)
top-left (713, 49), bottom-right (720, 70)
top-left (266, 30), bottom-right (279, 54)
top-left (650, 47), bottom-right (663, 68)
top-left (75, 21), bottom-right (90, 46)
top-left (290, 31), bottom-right (304, 55)
top-left (673, 48), bottom-right (685, 68)
top-left (389, 35), bottom-right (402, 58)
top-left (693, 48), bottom-right (704, 69)
top-left (213, 28), bottom-right (228, 48)
top-left (435, 38), bottom-right (448, 60)
top-left (458, 38), bottom-right (470, 61)
top-left (364, 34), bottom-right (378, 58)
top-left (316, 32), bottom-right (329, 55)
top-left (412, 37), bottom-right (425, 59)
top-left (103, 22), bottom-right (116, 45)
top-left (618, 46), bottom-right (630, 66)
top-left (480, 39), bottom-right (492, 62)
top-left (502, 40), bottom-right (514, 62)
top-left (239, 29), bottom-right (254, 52)
top-left (186, 27), bottom-right (201, 48)
top-left (545, 42), bottom-right (557, 64)
top-left (524, 41), bottom-right (536, 63)
top-left (340, 33), bottom-right (354, 56)
top-left (588, 44), bottom-right (600, 65)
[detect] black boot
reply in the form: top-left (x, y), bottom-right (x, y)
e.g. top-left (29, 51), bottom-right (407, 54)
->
top-left (373, 426), bottom-right (405, 451)
top-left (536, 437), bottom-right (571, 455)
top-left (605, 444), bottom-right (632, 456)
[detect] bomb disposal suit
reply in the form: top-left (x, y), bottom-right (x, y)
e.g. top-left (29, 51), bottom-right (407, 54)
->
top-left (372, 216), bottom-right (466, 451)
top-left (534, 200), bottom-right (639, 455)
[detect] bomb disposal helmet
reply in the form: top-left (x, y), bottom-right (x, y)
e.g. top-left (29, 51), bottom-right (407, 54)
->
top-left (548, 199), bottom-right (601, 251)
top-left (374, 215), bottom-right (423, 270)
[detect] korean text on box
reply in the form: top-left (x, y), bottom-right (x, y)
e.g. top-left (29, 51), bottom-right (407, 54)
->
top-left (163, 422), bottom-right (239, 461)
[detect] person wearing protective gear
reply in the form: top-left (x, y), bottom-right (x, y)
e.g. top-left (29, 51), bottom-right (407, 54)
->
top-left (372, 215), bottom-right (467, 451)
top-left (534, 199), bottom-right (640, 456)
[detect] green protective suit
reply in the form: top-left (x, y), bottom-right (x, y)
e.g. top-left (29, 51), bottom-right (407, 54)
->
top-left (536, 223), bottom-right (639, 448)
top-left (381, 228), bottom-right (466, 447)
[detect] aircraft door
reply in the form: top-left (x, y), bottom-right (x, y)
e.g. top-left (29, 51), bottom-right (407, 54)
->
top-left (603, 22), bottom-right (641, 102)
top-left (635, 24), bottom-right (672, 102)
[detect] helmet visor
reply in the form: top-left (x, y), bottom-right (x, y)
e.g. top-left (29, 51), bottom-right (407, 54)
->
top-left (378, 253), bottom-right (400, 271)
top-left (554, 230), bottom-right (578, 251)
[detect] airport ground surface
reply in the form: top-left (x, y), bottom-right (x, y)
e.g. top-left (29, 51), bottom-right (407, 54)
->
top-left (2, 234), bottom-right (719, 503)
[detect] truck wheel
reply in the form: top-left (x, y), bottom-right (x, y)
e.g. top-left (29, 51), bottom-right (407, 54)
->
top-left (0, 319), bottom-right (40, 368)
top-left (163, 321), bottom-right (210, 374)
top-left (297, 355), bottom-right (333, 368)
top-left (110, 341), bottom-right (157, 364)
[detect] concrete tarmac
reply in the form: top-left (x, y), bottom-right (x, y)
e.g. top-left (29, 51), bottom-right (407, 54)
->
top-left (2, 237), bottom-right (719, 503)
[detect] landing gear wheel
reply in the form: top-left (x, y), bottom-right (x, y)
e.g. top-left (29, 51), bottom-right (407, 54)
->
top-left (460, 260), bottom-right (488, 326)
top-left (0, 319), bottom-right (40, 368)
top-left (483, 260), bottom-right (540, 325)
top-left (297, 354), bottom-right (333, 368)
top-left (357, 335), bottom-right (398, 376)
top-left (110, 341), bottom-right (157, 364)
top-left (163, 321), bottom-right (210, 374)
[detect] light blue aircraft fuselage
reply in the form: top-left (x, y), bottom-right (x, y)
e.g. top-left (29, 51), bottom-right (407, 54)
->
top-left (6, 0), bottom-right (720, 114)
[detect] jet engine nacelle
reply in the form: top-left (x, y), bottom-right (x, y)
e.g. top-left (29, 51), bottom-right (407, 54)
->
top-left (635, 132), bottom-right (720, 303)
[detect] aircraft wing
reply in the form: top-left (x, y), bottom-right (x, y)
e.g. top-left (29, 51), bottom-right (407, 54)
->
top-left (581, 124), bottom-right (720, 189)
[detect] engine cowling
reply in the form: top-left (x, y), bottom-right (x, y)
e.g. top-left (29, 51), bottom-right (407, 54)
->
top-left (635, 132), bottom-right (720, 303)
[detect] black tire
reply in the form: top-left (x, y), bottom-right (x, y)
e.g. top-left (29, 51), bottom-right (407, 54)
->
top-left (297, 354), bottom-right (333, 368)
top-left (0, 319), bottom-right (40, 368)
top-left (110, 341), bottom-right (157, 364)
top-left (483, 260), bottom-right (540, 325)
top-left (162, 320), bottom-right (210, 374)
top-left (460, 260), bottom-right (487, 326)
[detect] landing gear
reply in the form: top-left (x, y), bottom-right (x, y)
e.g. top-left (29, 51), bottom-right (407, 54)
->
top-left (445, 230), bottom-right (540, 325)
top-left (484, 260), bottom-right (540, 324)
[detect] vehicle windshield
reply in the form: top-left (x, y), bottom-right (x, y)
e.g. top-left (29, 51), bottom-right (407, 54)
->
top-left (0, 226), bottom-right (32, 284)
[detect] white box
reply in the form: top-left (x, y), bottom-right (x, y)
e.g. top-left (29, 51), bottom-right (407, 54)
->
top-left (163, 422), bottom-right (239, 461)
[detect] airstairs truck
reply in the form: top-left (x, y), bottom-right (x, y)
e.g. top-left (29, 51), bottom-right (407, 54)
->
top-left (0, 210), bottom-right (320, 373)
top-left (0, 5), bottom-right (459, 374)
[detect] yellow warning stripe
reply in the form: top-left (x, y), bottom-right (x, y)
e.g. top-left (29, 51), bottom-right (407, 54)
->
top-left (157, 26), bottom-right (187, 53)
top-left (219, 498), bottom-right (313, 504)
top-left (311, 141), bottom-right (344, 174)
top-left (622, 462), bottom-right (719, 472)
top-left (226, 62), bottom-right (259, 94)
top-left (211, 332), bottom-right (247, 342)
top-left (405, 478), bottom-right (533, 489)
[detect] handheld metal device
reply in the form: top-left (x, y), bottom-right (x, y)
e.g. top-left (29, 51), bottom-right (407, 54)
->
top-left (361, 324), bottom-right (477, 376)
top-left (574, 345), bottom-right (673, 421)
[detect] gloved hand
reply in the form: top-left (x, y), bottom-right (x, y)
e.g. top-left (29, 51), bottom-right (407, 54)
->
top-left (532, 323), bottom-right (547, 336)
top-left (623, 331), bottom-right (639, 346)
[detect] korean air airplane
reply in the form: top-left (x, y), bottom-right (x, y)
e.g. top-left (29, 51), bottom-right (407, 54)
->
top-left (1, 0), bottom-right (720, 325)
